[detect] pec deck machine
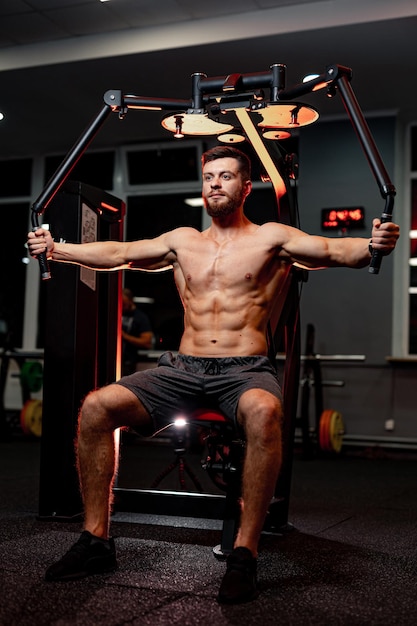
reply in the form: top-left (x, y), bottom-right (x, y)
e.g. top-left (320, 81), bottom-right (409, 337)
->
top-left (32, 63), bottom-right (396, 550)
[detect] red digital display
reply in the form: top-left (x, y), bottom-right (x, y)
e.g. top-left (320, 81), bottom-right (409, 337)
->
top-left (321, 207), bottom-right (365, 230)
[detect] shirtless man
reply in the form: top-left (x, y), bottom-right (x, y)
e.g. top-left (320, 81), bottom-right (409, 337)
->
top-left (27, 145), bottom-right (399, 604)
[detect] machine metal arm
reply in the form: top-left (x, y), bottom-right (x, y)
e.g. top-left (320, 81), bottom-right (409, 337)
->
top-left (277, 64), bottom-right (396, 274)
top-left (30, 62), bottom-right (395, 279)
top-left (30, 91), bottom-right (193, 280)
top-left (332, 69), bottom-right (396, 274)
top-left (30, 103), bottom-right (113, 279)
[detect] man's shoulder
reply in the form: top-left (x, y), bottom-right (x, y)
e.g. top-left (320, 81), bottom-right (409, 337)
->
top-left (255, 221), bottom-right (291, 242)
top-left (167, 226), bottom-right (206, 247)
top-left (169, 226), bottom-right (202, 238)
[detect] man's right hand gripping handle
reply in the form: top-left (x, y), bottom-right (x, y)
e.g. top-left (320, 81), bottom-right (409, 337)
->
top-left (28, 229), bottom-right (53, 281)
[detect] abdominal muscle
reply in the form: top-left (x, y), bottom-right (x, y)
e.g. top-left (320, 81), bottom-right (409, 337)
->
top-left (178, 291), bottom-right (275, 357)
top-left (179, 328), bottom-right (269, 357)
top-left (173, 226), bottom-right (292, 357)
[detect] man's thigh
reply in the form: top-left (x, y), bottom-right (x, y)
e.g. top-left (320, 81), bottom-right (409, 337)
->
top-left (86, 383), bottom-right (153, 432)
top-left (116, 361), bottom-right (203, 429)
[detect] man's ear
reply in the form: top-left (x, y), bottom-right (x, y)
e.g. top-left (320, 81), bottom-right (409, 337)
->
top-left (244, 180), bottom-right (252, 198)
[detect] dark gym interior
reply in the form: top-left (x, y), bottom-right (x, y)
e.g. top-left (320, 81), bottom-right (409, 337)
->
top-left (1, 2), bottom-right (417, 624)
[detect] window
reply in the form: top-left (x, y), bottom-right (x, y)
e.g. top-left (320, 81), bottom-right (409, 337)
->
top-left (124, 193), bottom-right (202, 350)
top-left (123, 142), bottom-right (202, 191)
top-left (409, 130), bottom-right (417, 353)
top-left (0, 159), bottom-right (32, 197)
top-left (0, 202), bottom-right (30, 347)
top-left (44, 151), bottom-right (115, 191)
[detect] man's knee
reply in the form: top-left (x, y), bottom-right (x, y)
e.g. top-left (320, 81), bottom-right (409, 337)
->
top-left (81, 389), bottom-right (100, 413)
top-left (80, 383), bottom-right (151, 434)
top-left (79, 389), bottom-right (111, 433)
top-left (238, 390), bottom-right (283, 439)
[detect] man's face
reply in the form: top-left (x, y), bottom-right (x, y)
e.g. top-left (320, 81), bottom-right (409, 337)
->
top-left (202, 157), bottom-right (251, 218)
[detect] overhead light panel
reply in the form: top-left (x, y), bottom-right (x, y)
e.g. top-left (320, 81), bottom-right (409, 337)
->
top-left (161, 112), bottom-right (233, 136)
top-left (255, 103), bottom-right (319, 129)
top-left (263, 130), bottom-right (291, 140)
top-left (217, 132), bottom-right (246, 143)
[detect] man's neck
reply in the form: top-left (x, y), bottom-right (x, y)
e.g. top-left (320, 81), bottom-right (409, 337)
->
top-left (208, 210), bottom-right (252, 236)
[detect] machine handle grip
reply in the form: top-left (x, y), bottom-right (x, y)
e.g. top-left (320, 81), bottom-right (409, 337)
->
top-left (37, 250), bottom-right (51, 281)
top-left (368, 244), bottom-right (386, 274)
top-left (368, 200), bottom-right (394, 275)
top-left (32, 226), bottom-right (51, 281)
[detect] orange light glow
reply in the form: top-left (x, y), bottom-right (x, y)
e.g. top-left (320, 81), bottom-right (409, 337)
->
top-left (100, 202), bottom-right (120, 213)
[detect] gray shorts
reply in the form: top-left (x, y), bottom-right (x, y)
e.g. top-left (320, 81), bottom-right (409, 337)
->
top-left (116, 351), bottom-right (282, 430)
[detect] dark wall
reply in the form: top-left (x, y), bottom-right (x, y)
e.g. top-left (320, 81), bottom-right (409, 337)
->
top-left (296, 116), bottom-right (396, 363)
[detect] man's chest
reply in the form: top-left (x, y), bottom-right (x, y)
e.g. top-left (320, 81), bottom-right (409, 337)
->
top-left (178, 242), bottom-right (281, 292)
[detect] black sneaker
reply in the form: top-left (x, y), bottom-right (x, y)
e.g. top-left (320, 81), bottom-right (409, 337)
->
top-left (45, 531), bottom-right (117, 582)
top-left (217, 546), bottom-right (259, 604)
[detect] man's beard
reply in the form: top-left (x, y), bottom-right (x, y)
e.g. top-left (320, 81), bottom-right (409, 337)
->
top-left (204, 188), bottom-right (245, 218)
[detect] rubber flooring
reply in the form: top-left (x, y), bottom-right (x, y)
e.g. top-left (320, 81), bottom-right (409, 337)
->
top-left (1, 438), bottom-right (416, 625)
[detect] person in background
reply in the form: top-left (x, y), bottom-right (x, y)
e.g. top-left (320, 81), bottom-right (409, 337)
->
top-left (121, 288), bottom-right (154, 375)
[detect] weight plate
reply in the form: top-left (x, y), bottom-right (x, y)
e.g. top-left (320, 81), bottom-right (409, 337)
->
top-left (319, 409), bottom-right (332, 451)
top-left (20, 361), bottom-right (43, 393)
top-left (329, 410), bottom-right (344, 453)
top-left (20, 399), bottom-right (42, 437)
top-left (319, 409), bottom-right (344, 453)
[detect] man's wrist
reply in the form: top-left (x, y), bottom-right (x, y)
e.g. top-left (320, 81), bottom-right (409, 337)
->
top-left (368, 239), bottom-right (373, 256)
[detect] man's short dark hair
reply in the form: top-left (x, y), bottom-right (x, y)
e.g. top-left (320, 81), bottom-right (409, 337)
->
top-left (122, 288), bottom-right (134, 301)
top-left (202, 146), bottom-right (251, 180)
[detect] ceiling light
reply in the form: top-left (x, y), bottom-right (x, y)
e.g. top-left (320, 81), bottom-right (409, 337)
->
top-left (302, 72), bottom-right (333, 92)
top-left (184, 198), bottom-right (204, 207)
top-left (303, 74), bottom-right (320, 82)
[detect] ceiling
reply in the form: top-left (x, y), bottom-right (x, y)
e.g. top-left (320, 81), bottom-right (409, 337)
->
top-left (1, 0), bottom-right (417, 159)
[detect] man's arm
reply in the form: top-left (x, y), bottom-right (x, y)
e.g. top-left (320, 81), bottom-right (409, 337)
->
top-left (122, 329), bottom-right (154, 350)
top-left (279, 218), bottom-right (400, 269)
top-left (27, 228), bottom-right (176, 271)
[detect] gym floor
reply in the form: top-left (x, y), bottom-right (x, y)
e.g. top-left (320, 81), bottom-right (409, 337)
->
top-left (1, 437), bottom-right (417, 625)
